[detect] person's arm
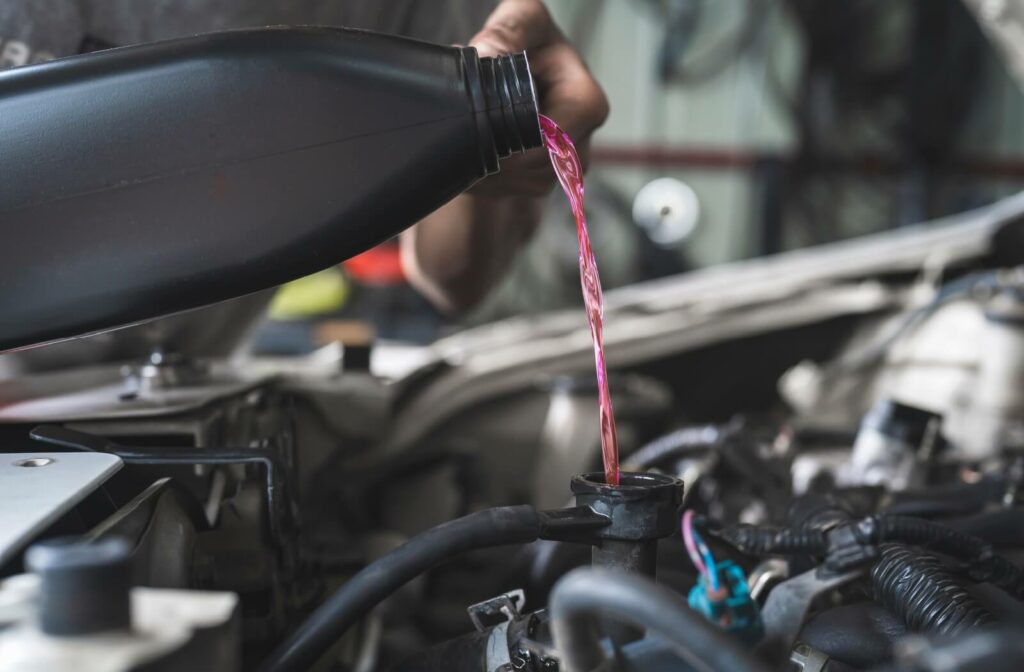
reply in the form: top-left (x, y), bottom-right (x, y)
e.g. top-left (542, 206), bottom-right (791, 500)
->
top-left (400, 0), bottom-right (608, 314)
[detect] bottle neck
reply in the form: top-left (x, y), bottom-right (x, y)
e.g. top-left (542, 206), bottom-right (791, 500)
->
top-left (463, 49), bottom-right (543, 174)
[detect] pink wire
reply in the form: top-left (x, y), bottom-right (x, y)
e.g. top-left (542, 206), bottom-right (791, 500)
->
top-left (682, 509), bottom-right (707, 577)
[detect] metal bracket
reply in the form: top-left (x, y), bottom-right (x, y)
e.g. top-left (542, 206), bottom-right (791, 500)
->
top-left (790, 643), bottom-right (831, 672)
top-left (29, 424), bottom-right (290, 540)
top-left (0, 451), bottom-right (122, 567)
top-left (756, 567), bottom-right (862, 662)
top-left (467, 589), bottom-right (526, 632)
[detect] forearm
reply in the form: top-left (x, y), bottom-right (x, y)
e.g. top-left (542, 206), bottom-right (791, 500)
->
top-left (401, 193), bottom-right (543, 314)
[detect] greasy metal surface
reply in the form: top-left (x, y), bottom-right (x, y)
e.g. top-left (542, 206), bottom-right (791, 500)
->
top-left (0, 452), bottom-right (122, 566)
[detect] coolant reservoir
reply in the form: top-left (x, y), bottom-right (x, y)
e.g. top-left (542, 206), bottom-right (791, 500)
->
top-left (947, 288), bottom-right (1024, 458)
top-left (881, 285), bottom-right (1024, 460)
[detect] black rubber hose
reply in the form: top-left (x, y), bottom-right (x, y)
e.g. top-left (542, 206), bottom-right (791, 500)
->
top-left (866, 515), bottom-right (1024, 599)
top-left (260, 505), bottom-right (541, 672)
top-left (719, 524), bottom-right (828, 556)
top-left (885, 480), bottom-right (1003, 518)
top-left (623, 424), bottom-right (725, 469)
top-left (869, 515), bottom-right (994, 555)
top-left (871, 544), bottom-right (992, 636)
top-left (718, 514), bottom-right (1024, 600)
top-left (949, 508), bottom-right (1024, 548)
top-left (549, 567), bottom-right (771, 672)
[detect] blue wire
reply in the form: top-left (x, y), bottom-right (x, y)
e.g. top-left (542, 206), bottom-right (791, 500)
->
top-left (690, 526), bottom-right (720, 592)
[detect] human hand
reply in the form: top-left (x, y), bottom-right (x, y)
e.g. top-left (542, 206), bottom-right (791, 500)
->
top-left (469, 0), bottom-right (609, 197)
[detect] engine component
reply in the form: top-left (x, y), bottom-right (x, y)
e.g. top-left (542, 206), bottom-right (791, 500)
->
top-left (687, 559), bottom-right (764, 643)
top-left (871, 544), bottom-right (991, 636)
top-left (622, 423), bottom-right (730, 469)
top-left (720, 524), bottom-right (828, 557)
top-left (30, 425), bottom-right (292, 541)
top-left (26, 537), bottom-right (132, 635)
top-left (756, 567), bottom-right (863, 663)
top-left (0, 450), bottom-right (121, 566)
top-left (1, 203), bottom-right (1023, 672)
top-left (571, 471), bottom-right (684, 644)
top-left (570, 471), bottom-right (683, 577)
top-left (748, 559), bottom-right (790, 603)
top-left (549, 567), bottom-right (770, 672)
top-left (845, 399), bottom-right (942, 489)
top-left (799, 603), bottom-right (907, 669)
top-left (862, 515), bottom-right (1024, 597)
top-left (951, 284), bottom-right (1024, 458)
top-left (0, 538), bottom-right (240, 672)
top-left (719, 513), bottom-right (1024, 597)
top-left (393, 595), bottom-right (556, 672)
top-left (261, 504), bottom-right (611, 672)
top-left (789, 643), bottom-right (834, 672)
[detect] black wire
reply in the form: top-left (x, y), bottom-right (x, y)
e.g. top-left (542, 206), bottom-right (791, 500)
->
top-left (622, 423), bottom-right (729, 469)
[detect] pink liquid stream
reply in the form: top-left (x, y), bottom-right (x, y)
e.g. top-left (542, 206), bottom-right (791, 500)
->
top-left (539, 115), bottom-right (620, 486)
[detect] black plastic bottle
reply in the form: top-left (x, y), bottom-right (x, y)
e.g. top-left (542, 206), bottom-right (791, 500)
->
top-left (0, 27), bottom-right (541, 351)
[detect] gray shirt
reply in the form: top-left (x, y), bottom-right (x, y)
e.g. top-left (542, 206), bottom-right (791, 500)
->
top-left (0, 0), bottom-right (492, 66)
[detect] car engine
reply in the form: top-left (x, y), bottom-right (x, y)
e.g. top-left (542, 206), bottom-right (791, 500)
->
top-left (2, 195), bottom-right (1024, 672)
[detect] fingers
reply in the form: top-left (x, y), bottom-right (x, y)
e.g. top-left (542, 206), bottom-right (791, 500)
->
top-left (470, 0), bottom-right (556, 57)
top-left (468, 0), bottom-right (608, 198)
top-left (470, 0), bottom-right (608, 147)
top-left (530, 41), bottom-right (609, 145)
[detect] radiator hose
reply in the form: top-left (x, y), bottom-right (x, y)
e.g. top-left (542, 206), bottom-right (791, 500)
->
top-left (261, 506), bottom-right (543, 672)
top-left (549, 567), bottom-right (771, 672)
top-left (260, 503), bottom-right (609, 672)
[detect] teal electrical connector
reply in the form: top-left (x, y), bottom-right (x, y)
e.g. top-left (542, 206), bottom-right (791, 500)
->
top-left (687, 560), bottom-right (764, 644)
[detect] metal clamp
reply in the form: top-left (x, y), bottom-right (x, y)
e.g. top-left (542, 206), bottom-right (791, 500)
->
top-left (468, 589), bottom-right (526, 632)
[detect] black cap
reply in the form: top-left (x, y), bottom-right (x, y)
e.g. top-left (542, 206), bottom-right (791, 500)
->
top-left (571, 471), bottom-right (684, 541)
top-left (26, 536), bottom-right (133, 635)
top-left (862, 398), bottom-right (942, 446)
top-left (478, 52), bottom-right (543, 156)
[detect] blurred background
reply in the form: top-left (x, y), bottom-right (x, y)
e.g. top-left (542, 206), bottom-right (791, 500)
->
top-left (472, 0), bottom-right (1024, 318)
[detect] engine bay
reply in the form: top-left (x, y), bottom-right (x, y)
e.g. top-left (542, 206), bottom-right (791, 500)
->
top-left (2, 196), bottom-right (1024, 671)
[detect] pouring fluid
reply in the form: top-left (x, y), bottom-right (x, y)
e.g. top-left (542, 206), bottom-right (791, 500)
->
top-left (539, 115), bottom-right (621, 485)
